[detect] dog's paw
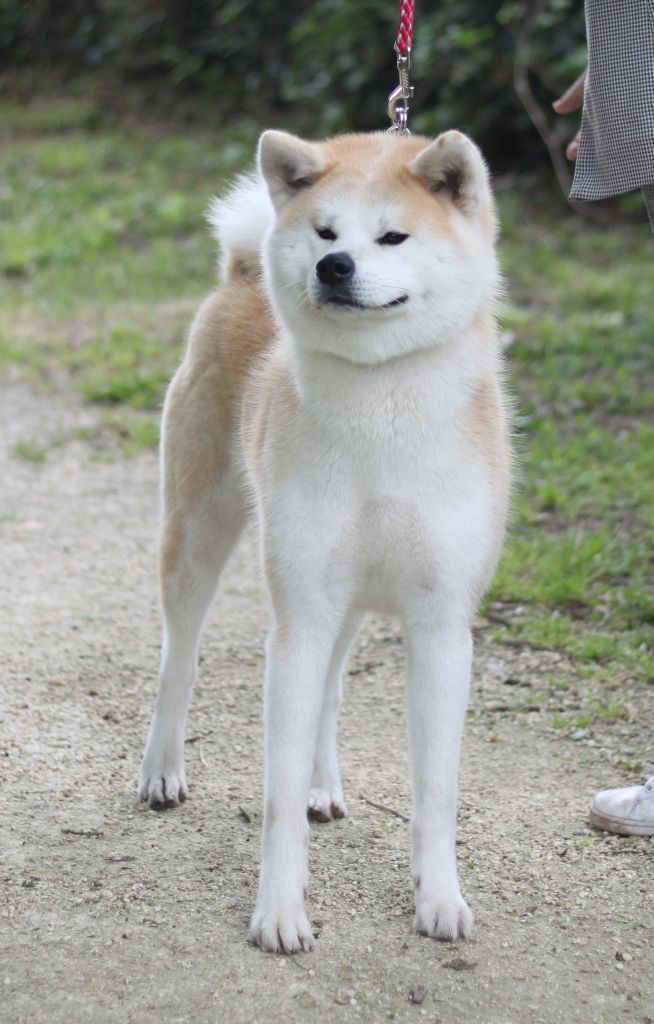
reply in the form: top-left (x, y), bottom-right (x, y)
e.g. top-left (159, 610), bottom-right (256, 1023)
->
top-left (413, 889), bottom-right (474, 942)
top-left (138, 751), bottom-right (187, 810)
top-left (307, 787), bottom-right (347, 823)
top-left (250, 898), bottom-right (315, 954)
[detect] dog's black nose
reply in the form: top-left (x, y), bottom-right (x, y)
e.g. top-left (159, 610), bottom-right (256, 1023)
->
top-left (316, 252), bottom-right (355, 287)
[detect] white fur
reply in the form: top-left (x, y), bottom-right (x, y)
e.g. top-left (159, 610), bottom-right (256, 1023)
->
top-left (139, 130), bottom-right (509, 955)
top-left (249, 133), bottom-right (504, 951)
top-left (207, 172), bottom-right (273, 280)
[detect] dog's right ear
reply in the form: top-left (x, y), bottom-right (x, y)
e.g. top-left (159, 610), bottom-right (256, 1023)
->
top-left (258, 130), bottom-right (326, 214)
top-left (409, 130), bottom-right (491, 218)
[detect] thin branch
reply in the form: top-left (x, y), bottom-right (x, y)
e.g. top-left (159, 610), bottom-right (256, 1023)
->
top-left (359, 793), bottom-right (409, 823)
top-left (511, 0), bottom-right (572, 198)
top-left (509, 3), bottom-right (624, 221)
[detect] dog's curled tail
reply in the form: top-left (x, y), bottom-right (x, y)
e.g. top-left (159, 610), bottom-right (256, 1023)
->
top-left (207, 173), bottom-right (274, 284)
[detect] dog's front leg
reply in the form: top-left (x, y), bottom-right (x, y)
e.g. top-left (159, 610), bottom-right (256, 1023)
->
top-left (250, 625), bottom-right (334, 954)
top-left (405, 619), bottom-right (474, 941)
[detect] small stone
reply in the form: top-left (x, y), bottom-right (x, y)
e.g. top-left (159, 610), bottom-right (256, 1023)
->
top-left (444, 959), bottom-right (477, 972)
top-left (409, 985), bottom-right (426, 1004)
top-left (570, 729), bottom-right (589, 741)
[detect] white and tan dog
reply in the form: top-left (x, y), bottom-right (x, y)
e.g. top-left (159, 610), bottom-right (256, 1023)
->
top-left (138, 129), bottom-right (511, 953)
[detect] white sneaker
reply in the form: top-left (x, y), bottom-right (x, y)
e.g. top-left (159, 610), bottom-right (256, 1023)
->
top-left (589, 776), bottom-right (654, 836)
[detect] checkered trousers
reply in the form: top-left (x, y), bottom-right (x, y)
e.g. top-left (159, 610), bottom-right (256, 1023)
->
top-left (570, 0), bottom-right (654, 228)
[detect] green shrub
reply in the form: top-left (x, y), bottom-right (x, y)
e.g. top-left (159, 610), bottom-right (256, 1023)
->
top-left (1, 0), bottom-right (586, 168)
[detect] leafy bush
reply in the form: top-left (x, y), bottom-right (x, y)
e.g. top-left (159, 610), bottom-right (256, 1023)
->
top-left (2, 0), bottom-right (587, 168)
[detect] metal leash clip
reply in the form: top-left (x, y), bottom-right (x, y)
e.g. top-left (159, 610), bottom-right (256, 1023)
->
top-left (387, 46), bottom-right (414, 134)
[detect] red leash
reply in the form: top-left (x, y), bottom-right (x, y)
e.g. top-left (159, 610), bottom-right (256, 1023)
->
top-left (395, 0), bottom-right (415, 54)
top-left (388, 0), bottom-right (415, 133)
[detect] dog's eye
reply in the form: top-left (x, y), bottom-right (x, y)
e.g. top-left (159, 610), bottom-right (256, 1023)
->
top-left (377, 231), bottom-right (409, 246)
top-left (316, 226), bottom-right (337, 241)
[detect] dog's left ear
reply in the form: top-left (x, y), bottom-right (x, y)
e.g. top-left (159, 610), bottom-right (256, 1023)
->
top-left (258, 130), bottom-right (326, 214)
top-left (409, 131), bottom-right (490, 217)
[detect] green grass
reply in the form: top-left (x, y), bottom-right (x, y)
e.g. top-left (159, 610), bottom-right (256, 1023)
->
top-left (0, 94), bottom-right (260, 452)
top-left (14, 440), bottom-right (49, 463)
top-left (1, 92), bottom-right (652, 696)
top-left (551, 699), bottom-right (630, 731)
top-left (76, 412), bottom-right (161, 459)
top-left (490, 190), bottom-right (654, 684)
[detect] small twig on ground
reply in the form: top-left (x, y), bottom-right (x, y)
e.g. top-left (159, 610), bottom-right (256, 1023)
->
top-left (289, 955), bottom-right (310, 971)
top-left (496, 636), bottom-right (556, 654)
top-left (484, 610), bottom-right (515, 628)
top-left (186, 730), bottom-right (214, 744)
top-left (359, 793), bottom-right (409, 823)
top-left (198, 743), bottom-right (208, 768)
top-left (61, 827), bottom-right (104, 838)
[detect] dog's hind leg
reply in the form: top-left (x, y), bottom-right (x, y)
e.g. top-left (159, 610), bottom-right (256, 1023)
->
top-left (139, 361), bottom-right (246, 809)
top-left (139, 478), bottom-right (244, 809)
top-left (307, 612), bottom-right (363, 823)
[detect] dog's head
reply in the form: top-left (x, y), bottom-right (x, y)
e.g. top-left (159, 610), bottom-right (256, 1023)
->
top-left (258, 129), bottom-right (498, 365)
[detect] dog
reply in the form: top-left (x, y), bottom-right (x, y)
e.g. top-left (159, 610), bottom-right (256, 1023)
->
top-left (138, 128), bottom-right (511, 953)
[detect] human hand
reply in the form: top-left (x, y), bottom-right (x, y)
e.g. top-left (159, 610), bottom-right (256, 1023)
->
top-left (552, 69), bottom-right (587, 160)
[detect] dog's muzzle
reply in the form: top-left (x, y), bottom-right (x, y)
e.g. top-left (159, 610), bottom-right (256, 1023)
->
top-left (315, 251), bottom-right (409, 311)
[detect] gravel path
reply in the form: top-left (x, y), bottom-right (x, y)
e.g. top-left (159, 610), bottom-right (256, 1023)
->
top-left (2, 381), bottom-right (652, 1024)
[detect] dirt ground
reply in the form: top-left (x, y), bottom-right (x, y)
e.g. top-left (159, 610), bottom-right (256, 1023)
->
top-left (1, 379), bottom-right (653, 1024)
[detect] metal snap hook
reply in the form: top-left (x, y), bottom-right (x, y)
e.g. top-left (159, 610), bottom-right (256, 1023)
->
top-left (387, 48), bottom-right (414, 134)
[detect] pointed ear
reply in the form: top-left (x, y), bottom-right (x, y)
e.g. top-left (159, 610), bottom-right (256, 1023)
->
top-left (257, 130), bottom-right (326, 214)
top-left (409, 130), bottom-right (490, 217)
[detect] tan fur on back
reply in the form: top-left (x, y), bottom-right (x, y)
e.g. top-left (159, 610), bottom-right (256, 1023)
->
top-left (160, 278), bottom-right (274, 581)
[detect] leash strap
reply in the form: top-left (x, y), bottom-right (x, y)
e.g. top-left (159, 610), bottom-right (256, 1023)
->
top-left (388, 0), bottom-right (415, 133)
top-left (395, 0), bottom-right (415, 54)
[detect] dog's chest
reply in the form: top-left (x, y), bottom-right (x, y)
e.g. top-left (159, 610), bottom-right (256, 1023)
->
top-left (341, 492), bottom-right (442, 609)
top-left (304, 448), bottom-right (491, 613)
top-left (257, 348), bottom-right (500, 614)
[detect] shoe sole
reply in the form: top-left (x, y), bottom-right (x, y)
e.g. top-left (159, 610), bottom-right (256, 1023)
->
top-left (589, 808), bottom-right (654, 836)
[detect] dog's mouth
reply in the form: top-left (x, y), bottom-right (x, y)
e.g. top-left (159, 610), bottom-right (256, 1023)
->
top-left (323, 294), bottom-right (409, 311)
